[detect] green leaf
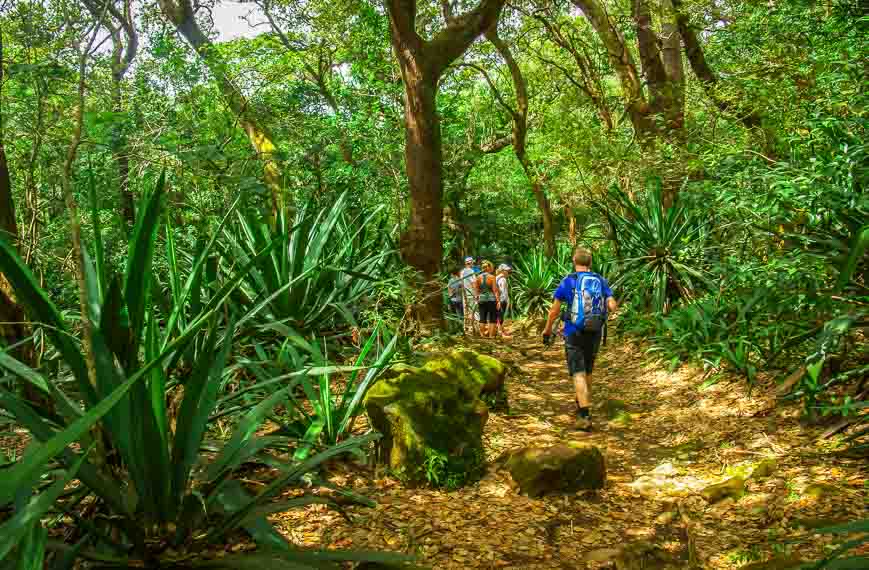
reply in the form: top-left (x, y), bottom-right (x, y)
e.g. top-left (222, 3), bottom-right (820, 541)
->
top-left (0, 239), bottom-right (93, 404)
top-left (124, 171), bottom-right (166, 363)
top-left (0, 445), bottom-right (89, 560)
top-left (0, 350), bottom-right (49, 395)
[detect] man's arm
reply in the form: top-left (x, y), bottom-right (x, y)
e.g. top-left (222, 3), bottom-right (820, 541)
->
top-left (493, 277), bottom-right (501, 305)
top-left (607, 296), bottom-right (618, 313)
top-left (543, 299), bottom-right (562, 336)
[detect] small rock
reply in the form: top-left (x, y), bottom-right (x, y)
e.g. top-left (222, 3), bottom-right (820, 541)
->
top-left (505, 442), bottom-right (606, 497)
top-left (750, 458), bottom-right (777, 480)
top-left (701, 477), bottom-right (745, 503)
top-left (803, 482), bottom-right (838, 499)
top-left (602, 399), bottom-right (630, 419)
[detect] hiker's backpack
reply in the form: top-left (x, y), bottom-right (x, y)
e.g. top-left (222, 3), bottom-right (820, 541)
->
top-left (568, 273), bottom-right (607, 332)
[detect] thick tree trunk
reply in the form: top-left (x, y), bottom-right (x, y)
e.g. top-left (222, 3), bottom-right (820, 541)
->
top-left (660, 0), bottom-right (685, 131)
top-left (386, 0), bottom-right (507, 330)
top-left (0, 142), bottom-right (40, 407)
top-left (0, 49), bottom-right (28, 357)
top-left (400, 70), bottom-right (444, 326)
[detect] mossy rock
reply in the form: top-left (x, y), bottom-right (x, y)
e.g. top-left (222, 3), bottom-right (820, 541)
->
top-left (365, 351), bottom-right (498, 487)
top-left (505, 442), bottom-right (606, 497)
top-left (379, 362), bottom-right (420, 381)
top-left (420, 350), bottom-right (506, 395)
top-left (700, 476), bottom-right (745, 503)
top-left (749, 458), bottom-right (777, 480)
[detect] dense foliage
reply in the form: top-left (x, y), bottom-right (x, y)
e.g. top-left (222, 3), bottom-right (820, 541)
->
top-left (0, 0), bottom-right (865, 567)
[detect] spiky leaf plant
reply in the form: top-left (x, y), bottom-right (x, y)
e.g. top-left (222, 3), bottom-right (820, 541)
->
top-left (0, 177), bottom-right (406, 568)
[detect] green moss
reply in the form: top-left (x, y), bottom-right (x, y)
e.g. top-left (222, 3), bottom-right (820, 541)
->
top-left (701, 476), bottom-right (745, 503)
top-left (506, 442), bottom-right (606, 497)
top-left (364, 351), bottom-right (502, 487)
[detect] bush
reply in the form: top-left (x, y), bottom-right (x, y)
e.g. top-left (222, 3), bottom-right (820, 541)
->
top-left (0, 180), bottom-right (404, 568)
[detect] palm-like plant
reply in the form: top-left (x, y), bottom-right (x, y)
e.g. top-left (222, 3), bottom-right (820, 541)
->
top-left (222, 192), bottom-right (397, 337)
top-left (601, 179), bottom-right (712, 313)
top-left (513, 248), bottom-right (570, 317)
top-left (0, 178), bottom-right (404, 568)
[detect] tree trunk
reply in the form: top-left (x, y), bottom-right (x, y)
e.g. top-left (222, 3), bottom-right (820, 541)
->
top-left (531, 178), bottom-right (556, 258)
top-left (660, 0), bottom-right (685, 131)
top-left (112, 33), bottom-right (135, 228)
top-left (0, 141), bottom-right (41, 405)
top-left (566, 205), bottom-right (577, 246)
top-left (386, 0), bottom-right (507, 330)
top-left (400, 71), bottom-right (444, 326)
top-left (571, 0), bottom-right (653, 137)
top-left (0, 31), bottom-right (28, 359)
top-left (158, 0), bottom-right (285, 213)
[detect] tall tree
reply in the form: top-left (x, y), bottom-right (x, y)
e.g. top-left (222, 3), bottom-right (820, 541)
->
top-left (157, 0), bottom-right (285, 213)
top-left (385, 0), bottom-right (507, 327)
top-left (82, 0), bottom-right (138, 227)
top-left (0, 27), bottom-right (27, 354)
top-left (469, 21), bottom-right (557, 258)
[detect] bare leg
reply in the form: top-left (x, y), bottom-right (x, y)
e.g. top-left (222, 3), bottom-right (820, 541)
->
top-left (573, 372), bottom-right (591, 408)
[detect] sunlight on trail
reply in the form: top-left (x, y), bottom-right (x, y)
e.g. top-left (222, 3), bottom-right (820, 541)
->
top-left (271, 332), bottom-right (867, 569)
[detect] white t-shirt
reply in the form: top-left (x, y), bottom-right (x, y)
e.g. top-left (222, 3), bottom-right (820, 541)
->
top-left (496, 275), bottom-right (509, 304)
top-left (460, 267), bottom-right (477, 300)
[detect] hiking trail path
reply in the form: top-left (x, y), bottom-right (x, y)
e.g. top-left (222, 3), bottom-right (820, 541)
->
top-left (275, 332), bottom-right (867, 569)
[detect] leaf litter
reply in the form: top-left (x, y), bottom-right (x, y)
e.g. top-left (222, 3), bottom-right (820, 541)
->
top-left (266, 332), bottom-right (867, 568)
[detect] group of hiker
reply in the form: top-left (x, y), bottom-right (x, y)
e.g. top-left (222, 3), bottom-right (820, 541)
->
top-left (447, 247), bottom-right (618, 432)
top-left (447, 257), bottom-right (513, 338)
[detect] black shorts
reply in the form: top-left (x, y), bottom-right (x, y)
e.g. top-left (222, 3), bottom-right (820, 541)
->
top-left (565, 330), bottom-right (602, 375)
top-left (450, 300), bottom-right (463, 315)
top-left (479, 300), bottom-right (497, 324)
top-left (497, 301), bottom-right (509, 324)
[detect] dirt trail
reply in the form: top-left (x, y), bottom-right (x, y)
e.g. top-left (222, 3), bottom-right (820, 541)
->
top-left (276, 332), bottom-right (868, 569)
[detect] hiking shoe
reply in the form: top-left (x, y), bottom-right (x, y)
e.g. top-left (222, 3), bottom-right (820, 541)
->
top-left (575, 416), bottom-right (593, 432)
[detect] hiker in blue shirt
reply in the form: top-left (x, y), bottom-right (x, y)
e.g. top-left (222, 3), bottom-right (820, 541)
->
top-left (542, 247), bottom-right (618, 431)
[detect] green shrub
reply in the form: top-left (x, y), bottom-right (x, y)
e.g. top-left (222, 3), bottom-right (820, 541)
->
top-left (0, 179), bottom-right (404, 568)
top-left (221, 191), bottom-right (397, 337)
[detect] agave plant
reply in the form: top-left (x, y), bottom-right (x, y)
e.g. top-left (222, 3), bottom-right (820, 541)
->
top-left (601, 178), bottom-right (713, 314)
top-left (513, 248), bottom-right (570, 317)
top-left (232, 322), bottom-right (399, 460)
top-left (221, 191), bottom-right (397, 337)
top-left (0, 177), bottom-right (404, 568)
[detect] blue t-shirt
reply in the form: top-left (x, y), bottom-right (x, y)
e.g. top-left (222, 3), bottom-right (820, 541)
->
top-left (553, 272), bottom-right (613, 337)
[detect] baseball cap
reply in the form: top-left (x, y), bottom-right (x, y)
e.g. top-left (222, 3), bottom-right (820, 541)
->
top-left (464, 256), bottom-right (474, 263)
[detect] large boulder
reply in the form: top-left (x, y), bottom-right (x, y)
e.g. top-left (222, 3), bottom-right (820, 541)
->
top-left (364, 350), bottom-right (506, 487)
top-left (504, 442), bottom-right (606, 497)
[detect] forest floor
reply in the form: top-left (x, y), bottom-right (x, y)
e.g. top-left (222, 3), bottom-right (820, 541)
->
top-left (275, 327), bottom-right (868, 569)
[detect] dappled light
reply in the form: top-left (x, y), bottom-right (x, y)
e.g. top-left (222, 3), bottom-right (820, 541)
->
top-left (1, 0), bottom-right (866, 568)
